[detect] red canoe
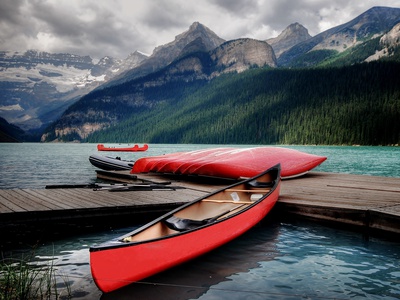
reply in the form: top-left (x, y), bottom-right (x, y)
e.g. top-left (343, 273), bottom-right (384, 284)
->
top-left (97, 144), bottom-right (148, 152)
top-left (90, 164), bottom-right (281, 293)
top-left (131, 147), bottom-right (326, 179)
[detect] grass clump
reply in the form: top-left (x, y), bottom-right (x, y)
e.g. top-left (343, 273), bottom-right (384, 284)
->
top-left (0, 252), bottom-right (71, 300)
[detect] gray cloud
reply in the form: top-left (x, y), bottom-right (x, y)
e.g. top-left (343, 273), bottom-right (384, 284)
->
top-left (210, 0), bottom-right (261, 15)
top-left (0, 0), bottom-right (24, 25)
top-left (138, 0), bottom-right (189, 29)
top-left (0, 0), bottom-right (398, 59)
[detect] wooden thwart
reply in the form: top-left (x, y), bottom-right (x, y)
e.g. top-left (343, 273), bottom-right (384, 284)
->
top-left (225, 189), bottom-right (270, 193)
top-left (203, 199), bottom-right (253, 204)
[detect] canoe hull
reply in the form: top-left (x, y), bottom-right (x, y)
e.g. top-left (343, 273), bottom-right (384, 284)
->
top-left (131, 147), bottom-right (326, 179)
top-left (90, 165), bottom-right (281, 293)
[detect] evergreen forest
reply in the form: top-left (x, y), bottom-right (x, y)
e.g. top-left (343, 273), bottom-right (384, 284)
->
top-left (84, 61), bottom-right (400, 145)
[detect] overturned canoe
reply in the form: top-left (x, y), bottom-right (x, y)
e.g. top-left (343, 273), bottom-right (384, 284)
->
top-left (131, 147), bottom-right (326, 179)
top-left (90, 164), bottom-right (281, 293)
top-left (97, 144), bottom-right (148, 152)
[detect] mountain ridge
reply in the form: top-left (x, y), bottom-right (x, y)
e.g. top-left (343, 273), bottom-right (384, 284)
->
top-left (278, 6), bottom-right (400, 66)
top-left (1, 6), bottom-right (400, 142)
top-left (101, 22), bottom-right (226, 88)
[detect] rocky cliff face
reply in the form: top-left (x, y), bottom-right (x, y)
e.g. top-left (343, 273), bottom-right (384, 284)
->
top-left (211, 38), bottom-right (277, 74)
top-left (381, 22), bottom-right (400, 47)
top-left (365, 22), bottom-right (400, 61)
top-left (266, 23), bottom-right (311, 58)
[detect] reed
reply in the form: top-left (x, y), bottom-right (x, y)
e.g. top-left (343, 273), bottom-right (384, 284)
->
top-left (0, 252), bottom-right (71, 300)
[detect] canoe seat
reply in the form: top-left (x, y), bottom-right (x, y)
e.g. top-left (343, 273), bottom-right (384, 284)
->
top-left (247, 180), bottom-right (275, 188)
top-left (163, 215), bottom-right (209, 232)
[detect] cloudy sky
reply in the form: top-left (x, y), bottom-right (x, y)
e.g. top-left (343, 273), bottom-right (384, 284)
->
top-left (1, 0), bottom-right (399, 60)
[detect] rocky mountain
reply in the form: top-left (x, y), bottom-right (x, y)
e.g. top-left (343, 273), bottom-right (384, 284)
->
top-left (0, 50), bottom-right (147, 132)
top-left (266, 23), bottom-right (312, 58)
top-left (154, 22), bottom-right (225, 63)
top-left (41, 35), bottom-right (277, 142)
top-left (278, 6), bottom-right (400, 66)
top-left (104, 22), bottom-right (226, 87)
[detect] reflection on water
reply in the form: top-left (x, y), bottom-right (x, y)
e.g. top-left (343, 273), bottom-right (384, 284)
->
top-left (5, 219), bottom-right (399, 300)
top-left (196, 221), bottom-right (400, 300)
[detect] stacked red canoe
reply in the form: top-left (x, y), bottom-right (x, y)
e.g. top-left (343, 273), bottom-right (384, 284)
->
top-left (131, 147), bottom-right (327, 179)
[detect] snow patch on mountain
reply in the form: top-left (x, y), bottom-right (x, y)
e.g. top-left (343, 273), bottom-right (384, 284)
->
top-left (0, 50), bottom-right (147, 130)
top-left (0, 104), bottom-right (23, 111)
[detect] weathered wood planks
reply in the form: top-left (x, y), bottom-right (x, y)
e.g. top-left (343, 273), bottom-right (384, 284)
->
top-left (0, 172), bottom-right (399, 237)
top-left (278, 172), bottom-right (400, 234)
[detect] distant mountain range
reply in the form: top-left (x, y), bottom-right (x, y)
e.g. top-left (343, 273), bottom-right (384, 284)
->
top-left (0, 50), bottom-right (147, 134)
top-left (1, 6), bottom-right (400, 143)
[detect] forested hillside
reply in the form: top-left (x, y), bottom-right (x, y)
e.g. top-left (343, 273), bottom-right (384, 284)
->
top-left (0, 116), bottom-right (26, 142)
top-left (86, 61), bottom-right (400, 146)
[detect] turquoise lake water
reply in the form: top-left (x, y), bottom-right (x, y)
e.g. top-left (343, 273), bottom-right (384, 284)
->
top-left (0, 143), bottom-right (399, 189)
top-left (0, 143), bottom-right (399, 299)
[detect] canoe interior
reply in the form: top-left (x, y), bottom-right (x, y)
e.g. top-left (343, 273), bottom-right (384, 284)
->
top-left (120, 169), bottom-right (278, 244)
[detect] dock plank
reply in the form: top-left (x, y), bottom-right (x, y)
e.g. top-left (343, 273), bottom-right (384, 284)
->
top-left (28, 189), bottom-right (76, 210)
top-left (16, 189), bottom-right (64, 210)
top-left (0, 199), bottom-right (13, 213)
top-left (0, 189), bottom-right (48, 211)
top-left (57, 189), bottom-right (113, 208)
top-left (71, 189), bottom-right (133, 206)
top-left (0, 191), bottom-right (27, 212)
top-left (77, 189), bottom-right (155, 206)
top-left (40, 189), bottom-right (91, 209)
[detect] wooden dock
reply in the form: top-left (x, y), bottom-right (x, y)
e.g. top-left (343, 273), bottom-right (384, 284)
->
top-left (278, 172), bottom-right (400, 235)
top-left (1, 171), bottom-right (399, 248)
